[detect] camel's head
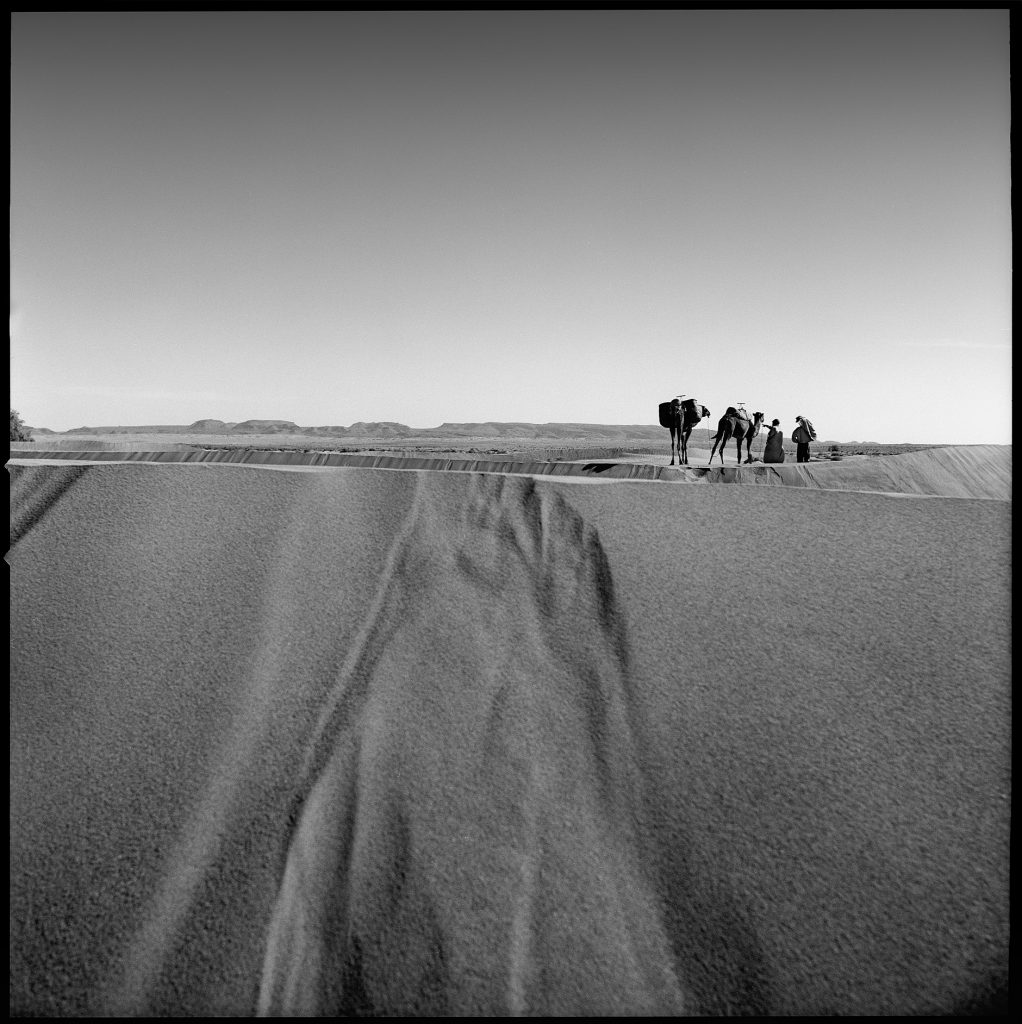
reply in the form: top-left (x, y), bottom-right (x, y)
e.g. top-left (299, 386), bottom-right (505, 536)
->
top-left (702, 406), bottom-right (711, 420)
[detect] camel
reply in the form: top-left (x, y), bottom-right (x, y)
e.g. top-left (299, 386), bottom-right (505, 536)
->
top-left (708, 407), bottom-right (765, 465)
top-left (660, 398), bottom-right (712, 466)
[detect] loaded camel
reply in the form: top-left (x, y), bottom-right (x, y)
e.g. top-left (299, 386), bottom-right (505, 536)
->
top-left (708, 407), bottom-right (765, 465)
top-left (660, 397), bottom-right (712, 466)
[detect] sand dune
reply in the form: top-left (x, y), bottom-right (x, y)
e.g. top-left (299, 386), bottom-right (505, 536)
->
top-left (8, 457), bottom-right (1010, 1015)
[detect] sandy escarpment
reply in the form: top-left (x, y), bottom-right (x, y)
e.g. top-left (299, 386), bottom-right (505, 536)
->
top-left (8, 444), bottom-right (1010, 499)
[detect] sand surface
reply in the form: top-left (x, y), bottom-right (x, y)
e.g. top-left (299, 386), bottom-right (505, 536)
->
top-left (8, 448), bottom-right (1011, 1015)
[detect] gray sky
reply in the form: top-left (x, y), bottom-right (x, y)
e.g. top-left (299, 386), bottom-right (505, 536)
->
top-left (10, 10), bottom-right (1011, 442)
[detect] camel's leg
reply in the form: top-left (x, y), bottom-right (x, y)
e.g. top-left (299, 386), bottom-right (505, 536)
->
top-left (669, 427), bottom-right (677, 466)
top-left (708, 434), bottom-right (723, 464)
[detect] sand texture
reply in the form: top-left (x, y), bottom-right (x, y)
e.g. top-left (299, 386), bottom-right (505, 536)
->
top-left (8, 451), bottom-right (1011, 1016)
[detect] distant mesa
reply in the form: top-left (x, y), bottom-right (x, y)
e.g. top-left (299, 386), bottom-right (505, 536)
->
top-left (230, 420), bottom-right (302, 434)
top-left (65, 424), bottom-right (195, 435)
top-left (36, 421), bottom-right (696, 442)
top-left (29, 421), bottom-right (930, 448)
top-left (345, 421), bottom-right (414, 438)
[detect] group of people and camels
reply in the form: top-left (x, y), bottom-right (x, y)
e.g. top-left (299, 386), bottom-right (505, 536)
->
top-left (659, 397), bottom-right (814, 466)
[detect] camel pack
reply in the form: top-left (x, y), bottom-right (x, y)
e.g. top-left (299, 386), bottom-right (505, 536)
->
top-left (658, 398), bottom-right (698, 429)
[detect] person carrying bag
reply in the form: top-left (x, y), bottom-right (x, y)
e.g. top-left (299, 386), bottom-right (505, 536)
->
top-left (792, 415), bottom-right (816, 463)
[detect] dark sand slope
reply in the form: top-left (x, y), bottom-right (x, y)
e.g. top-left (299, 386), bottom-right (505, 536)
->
top-left (8, 464), bottom-right (1010, 1016)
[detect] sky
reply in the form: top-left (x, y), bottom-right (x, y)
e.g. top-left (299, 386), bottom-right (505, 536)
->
top-left (10, 10), bottom-right (1011, 443)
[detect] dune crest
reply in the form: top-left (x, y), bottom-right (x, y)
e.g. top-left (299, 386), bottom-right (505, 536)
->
top-left (671, 444), bottom-right (1010, 500)
top-left (8, 444), bottom-right (1011, 499)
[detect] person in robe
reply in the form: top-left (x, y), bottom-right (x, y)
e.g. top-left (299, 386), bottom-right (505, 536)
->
top-left (763, 418), bottom-right (785, 463)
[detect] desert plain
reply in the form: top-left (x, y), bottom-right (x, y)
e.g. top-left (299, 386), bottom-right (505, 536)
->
top-left (8, 427), bottom-right (1011, 1016)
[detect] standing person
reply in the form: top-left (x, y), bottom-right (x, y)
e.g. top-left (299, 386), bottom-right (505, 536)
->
top-left (793, 415), bottom-right (815, 463)
top-left (763, 418), bottom-right (785, 463)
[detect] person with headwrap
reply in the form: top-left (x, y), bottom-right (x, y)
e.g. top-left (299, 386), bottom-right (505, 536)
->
top-left (763, 419), bottom-right (785, 463)
top-left (792, 415), bottom-right (816, 463)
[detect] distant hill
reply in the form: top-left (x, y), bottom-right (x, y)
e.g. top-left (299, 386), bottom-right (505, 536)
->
top-left (189, 419), bottom-right (234, 432)
top-left (33, 421), bottom-right (968, 450)
top-left (64, 425), bottom-right (204, 435)
top-left (231, 420), bottom-right (302, 433)
top-left (345, 422), bottom-right (416, 437)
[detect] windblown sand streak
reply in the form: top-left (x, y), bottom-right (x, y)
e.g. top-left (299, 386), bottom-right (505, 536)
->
top-left (255, 475), bottom-right (681, 1014)
top-left (8, 455), bottom-right (1010, 1015)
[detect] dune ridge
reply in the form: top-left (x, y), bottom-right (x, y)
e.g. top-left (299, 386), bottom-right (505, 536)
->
top-left (10, 438), bottom-right (198, 452)
top-left (673, 444), bottom-right (1011, 500)
top-left (9, 461), bottom-right (1010, 1015)
top-left (7, 443), bottom-right (1012, 499)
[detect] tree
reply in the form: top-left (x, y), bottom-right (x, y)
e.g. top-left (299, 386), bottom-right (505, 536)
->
top-left (10, 408), bottom-right (33, 442)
